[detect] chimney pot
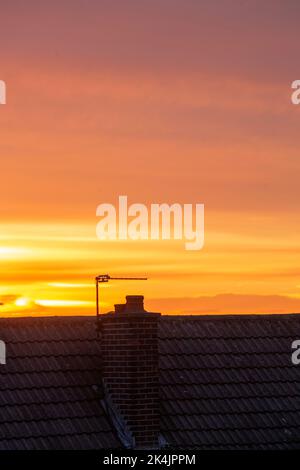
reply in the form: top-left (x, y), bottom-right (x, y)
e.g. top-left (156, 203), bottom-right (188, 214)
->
top-left (114, 303), bottom-right (126, 314)
top-left (125, 295), bottom-right (145, 313)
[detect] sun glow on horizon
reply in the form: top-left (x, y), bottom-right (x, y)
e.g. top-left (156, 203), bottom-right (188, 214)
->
top-left (47, 282), bottom-right (95, 288)
top-left (15, 297), bottom-right (30, 307)
top-left (1, 214), bottom-right (300, 316)
top-left (0, 246), bottom-right (33, 259)
top-left (34, 299), bottom-right (96, 308)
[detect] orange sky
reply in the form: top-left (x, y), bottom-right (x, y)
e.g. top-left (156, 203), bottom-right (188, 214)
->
top-left (1, 1), bottom-right (300, 316)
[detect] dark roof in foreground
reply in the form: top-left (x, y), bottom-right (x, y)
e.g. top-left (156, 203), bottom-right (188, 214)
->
top-left (0, 314), bottom-right (300, 450)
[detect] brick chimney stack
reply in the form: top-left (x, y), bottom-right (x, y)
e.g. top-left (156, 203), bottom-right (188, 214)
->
top-left (101, 296), bottom-right (161, 449)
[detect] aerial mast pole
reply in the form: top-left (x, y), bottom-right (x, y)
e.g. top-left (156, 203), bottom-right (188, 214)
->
top-left (95, 274), bottom-right (147, 329)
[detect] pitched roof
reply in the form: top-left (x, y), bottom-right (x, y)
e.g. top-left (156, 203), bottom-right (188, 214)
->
top-left (0, 314), bottom-right (300, 449)
top-left (0, 317), bottom-right (121, 450)
top-left (160, 315), bottom-right (300, 449)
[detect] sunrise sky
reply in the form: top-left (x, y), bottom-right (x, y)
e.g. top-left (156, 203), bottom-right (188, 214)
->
top-left (1, 0), bottom-right (300, 316)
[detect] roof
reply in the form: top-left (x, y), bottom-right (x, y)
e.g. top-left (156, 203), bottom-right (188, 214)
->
top-left (0, 317), bottom-right (121, 450)
top-left (1, 314), bottom-right (300, 449)
top-left (160, 315), bottom-right (300, 450)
